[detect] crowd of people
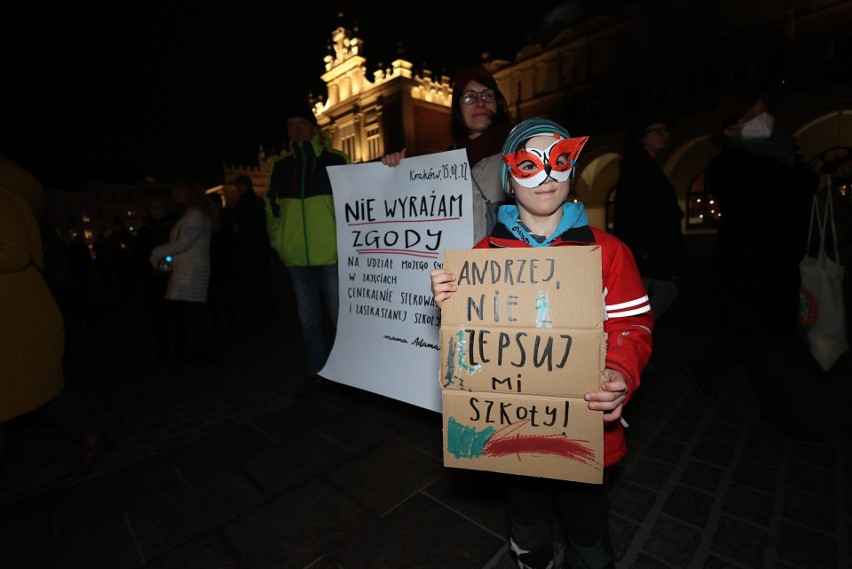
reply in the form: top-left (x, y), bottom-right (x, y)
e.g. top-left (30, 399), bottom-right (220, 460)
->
top-left (3, 67), bottom-right (849, 568)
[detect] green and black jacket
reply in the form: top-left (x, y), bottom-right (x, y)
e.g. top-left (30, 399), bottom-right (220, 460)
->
top-left (264, 131), bottom-right (350, 266)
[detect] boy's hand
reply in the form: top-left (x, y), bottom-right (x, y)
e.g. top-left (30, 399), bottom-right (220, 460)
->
top-left (584, 368), bottom-right (628, 423)
top-left (430, 268), bottom-right (456, 308)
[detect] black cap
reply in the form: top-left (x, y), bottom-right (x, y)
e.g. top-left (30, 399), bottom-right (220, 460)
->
top-left (290, 106), bottom-right (318, 125)
top-left (623, 111), bottom-right (669, 151)
top-left (234, 175), bottom-right (252, 190)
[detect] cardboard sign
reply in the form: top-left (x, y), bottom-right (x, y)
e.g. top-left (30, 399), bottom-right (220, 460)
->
top-left (439, 246), bottom-right (606, 484)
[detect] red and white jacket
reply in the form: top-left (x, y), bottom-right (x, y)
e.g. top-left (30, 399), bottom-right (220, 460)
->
top-left (475, 222), bottom-right (653, 467)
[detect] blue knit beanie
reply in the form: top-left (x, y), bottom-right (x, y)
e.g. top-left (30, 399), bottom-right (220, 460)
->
top-left (501, 118), bottom-right (572, 193)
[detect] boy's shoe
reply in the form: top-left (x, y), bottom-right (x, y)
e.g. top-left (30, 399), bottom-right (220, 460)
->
top-left (761, 416), bottom-right (828, 447)
top-left (683, 361), bottom-right (718, 403)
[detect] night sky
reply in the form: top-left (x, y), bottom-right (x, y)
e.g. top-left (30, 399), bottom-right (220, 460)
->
top-left (3, 1), bottom-right (620, 190)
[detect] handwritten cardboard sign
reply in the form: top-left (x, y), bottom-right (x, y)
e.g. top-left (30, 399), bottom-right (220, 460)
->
top-left (439, 246), bottom-right (606, 484)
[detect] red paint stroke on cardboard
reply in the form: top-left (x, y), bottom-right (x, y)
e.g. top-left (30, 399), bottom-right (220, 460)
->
top-left (481, 421), bottom-right (598, 467)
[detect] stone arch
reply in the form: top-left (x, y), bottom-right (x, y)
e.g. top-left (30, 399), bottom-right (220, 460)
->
top-left (791, 108), bottom-right (852, 161)
top-left (574, 149), bottom-right (621, 230)
top-left (662, 134), bottom-right (716, 234)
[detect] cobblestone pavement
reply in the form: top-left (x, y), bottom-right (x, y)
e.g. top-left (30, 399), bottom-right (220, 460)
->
top-left (0, 235), bottom-right (849, 569)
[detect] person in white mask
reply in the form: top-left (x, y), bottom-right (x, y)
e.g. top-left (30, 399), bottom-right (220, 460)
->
top-left (684, 89), bottom-right (827, 446)
top-left (733, 105), bottom-right (775, 140)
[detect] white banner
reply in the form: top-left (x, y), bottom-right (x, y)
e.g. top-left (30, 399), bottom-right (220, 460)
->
top-left (320, 149), bottom-right (474, 412)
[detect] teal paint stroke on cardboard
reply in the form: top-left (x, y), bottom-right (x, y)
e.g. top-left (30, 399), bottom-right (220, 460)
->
top-left (535, 291), bottom-right (552, 328)
top-left (446, 417), bottom-right (495, 458)
top-left (443, 335), bottom-right (457, 386)
top-left (455, 328), bottom-right (482, 374)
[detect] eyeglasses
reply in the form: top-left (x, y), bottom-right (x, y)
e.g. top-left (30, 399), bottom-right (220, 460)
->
top-left (461, 89), bottom-right (496, 105)
top-left (645, 128), bottom-right (669, 135)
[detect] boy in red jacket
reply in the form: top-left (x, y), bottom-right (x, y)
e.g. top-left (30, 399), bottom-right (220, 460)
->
top-left (431, 118), bottom-right (653, 569)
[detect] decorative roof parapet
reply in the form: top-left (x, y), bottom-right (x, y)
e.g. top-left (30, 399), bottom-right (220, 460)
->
top-left (317, 24), bottom-right (452, 121)
top-left (325, 25), bottom-right (363, 69)
top-left (411, 68), bottom-right (452, 106)
top-left (319, 25), bottom-right (371, 118)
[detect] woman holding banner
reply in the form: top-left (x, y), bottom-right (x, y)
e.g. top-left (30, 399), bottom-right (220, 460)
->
top-left (381, 63), bottom-right (514, 243)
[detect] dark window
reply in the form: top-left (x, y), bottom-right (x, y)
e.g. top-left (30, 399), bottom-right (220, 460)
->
top-left (651, 82), bottom-right (671, 106)
top-left (587, 101), bottom-right (604, 123)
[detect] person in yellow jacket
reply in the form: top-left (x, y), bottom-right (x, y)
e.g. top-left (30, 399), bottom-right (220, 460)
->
top-left (265, 109), bottom-right (350, 397)
top-left (0, 154), bottom-right (112, 484)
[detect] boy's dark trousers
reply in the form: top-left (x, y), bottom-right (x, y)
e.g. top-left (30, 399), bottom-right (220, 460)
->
top-left (506, 470), bottom-right (615, 569)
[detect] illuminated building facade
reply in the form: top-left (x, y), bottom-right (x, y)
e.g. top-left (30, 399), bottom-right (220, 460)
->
top-left (49, 2), bottom-right (850, 243)
top-left (224, 2), bottom-right (852, 234)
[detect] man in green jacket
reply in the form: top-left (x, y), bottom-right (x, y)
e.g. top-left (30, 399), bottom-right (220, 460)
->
top-left (265, 108), bottom-right (350, 397)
